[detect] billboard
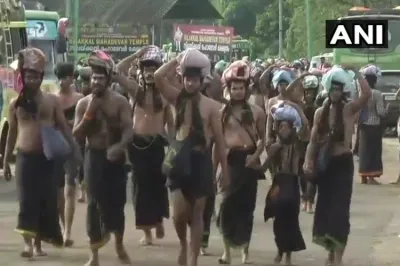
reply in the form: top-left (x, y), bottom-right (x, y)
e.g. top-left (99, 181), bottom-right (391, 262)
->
top-left (69, 24), bottom-right (152, 58)
top-left (173, 24), bottom-right (234, 55)
top-left (27, 20), bottom-right (58, 40)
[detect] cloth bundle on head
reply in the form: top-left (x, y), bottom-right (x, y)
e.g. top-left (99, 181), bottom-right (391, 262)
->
top-left (222, 60), bottom-right (250, 84)
top-left (215, 60), bottom-right (228, 73)
top-left (292, 60), bottom-right (302, 68)
top-left (272, 69), bottom-right (294, 88)
top-left (179, 48), bottom-right (210, 77)
top-left (302, 75), bottom-right (319, 89)
top-left (18, 47), bottom-right (46, 73)
top-left (221, 60), bottom-right (250, 101)
top-left (16, 48), bottom-right (46, 93)
top-left (88, 50), bottom-right (115, 76)
top-left (360, 64), bottom-right (381, 77)
top-left (321, 66), bottom-right (354, 93)
top-left (250, 61), bottom-right (263, 78)
top-left (140, 45), bottom-right (163, 65)
top-left (78, 66), bottom-right (92, 81)
top-left (271, 101), bottom-right (302, 132)
top-left (242, 56), bottom-right (250, 65)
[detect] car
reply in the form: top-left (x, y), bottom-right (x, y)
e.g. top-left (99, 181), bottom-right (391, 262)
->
top-left (376, 70), bottom-right (400, 128)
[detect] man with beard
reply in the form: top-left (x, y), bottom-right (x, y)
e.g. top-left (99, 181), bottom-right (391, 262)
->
top-left (73, 50), bottom-right (133, 266)
top-left (115, 45), bottom-right (173, 245)
top-left (303, 66), bottom-right (371, 266)
top-left (216, 60), bottom-right (266, 264)
top-left (154, 48), bottom-right (230, 266)
top-left (3, 48), bottom-right (78, 258)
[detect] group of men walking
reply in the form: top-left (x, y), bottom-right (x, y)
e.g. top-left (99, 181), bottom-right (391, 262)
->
top-left (2, 44), bottom-right (386, 266)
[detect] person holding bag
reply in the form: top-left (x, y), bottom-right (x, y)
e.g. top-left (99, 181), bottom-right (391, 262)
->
top-left (155, 48), bottom-right (230, 266)
top-left (3, 48), bottom-right (79, 259)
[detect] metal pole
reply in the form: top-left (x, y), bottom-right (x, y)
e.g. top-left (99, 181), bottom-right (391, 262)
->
top-left (306, 0), bottom-right (312, 58)
top-left (73, 0), bottom-right (79, 65)
top-left (278, 0), bottom-right (283, 58)
top-left (66, 0), bottom-right (71, 18)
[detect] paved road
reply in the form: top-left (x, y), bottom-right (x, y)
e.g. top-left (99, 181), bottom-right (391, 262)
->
top-left (0, 139), bottom-right (399, 265)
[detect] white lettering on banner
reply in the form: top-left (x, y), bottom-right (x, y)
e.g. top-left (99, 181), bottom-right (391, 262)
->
top-left (183, 43), bottom-right (230, 53)
top-left (75, 45), bottom-right (140, 52)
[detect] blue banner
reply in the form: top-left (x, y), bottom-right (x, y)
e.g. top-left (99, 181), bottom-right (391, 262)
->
top-left (27, 20), bottom-right (58, 40)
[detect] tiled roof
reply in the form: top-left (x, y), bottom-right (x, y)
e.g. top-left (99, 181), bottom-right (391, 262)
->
top-left (38, 0), bottom-right (223, 24)
top-left (108, 0), bottom-right (222, 24)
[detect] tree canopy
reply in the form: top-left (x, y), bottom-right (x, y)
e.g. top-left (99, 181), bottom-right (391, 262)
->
top-left (216, 0), bottom-right (400, 59)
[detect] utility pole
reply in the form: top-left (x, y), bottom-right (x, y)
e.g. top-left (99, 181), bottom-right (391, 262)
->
top-left (278, 0), bottom-right (283, 58)
top-left (73, 0), bottom-right (79, 65)
top-left (306, 0), bottom-right (312, 58)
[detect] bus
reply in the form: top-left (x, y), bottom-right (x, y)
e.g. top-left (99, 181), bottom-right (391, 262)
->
top-left (25, 9), bottom-right (67, 91)
top-left (333, 7), bottom-right (400, 70)
top-left (231, 36), bottom-right (252, 60)
top-left (0, 0), bottom-right (28, 161)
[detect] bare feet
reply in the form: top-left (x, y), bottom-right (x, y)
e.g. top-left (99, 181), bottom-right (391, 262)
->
top-left (84, 257), bottom-right (99, 266)
top-left (200, 247), bottom-right (210, 256)
top-left (284, 253), bottom-right (292, 265)
top-left (274, 252), bottom-right (282, 264)
top-left (241, 251), bottom-right (251, 264)
top-left (178, 245), bottom-right (188, 266)
top-left (301, 201), bottom-right (306, 211)
top-left (20, 245), bottom-right (33, 259)
top-left (116, 245), bottom-right (131, 265)
top-left (64, 238), bottom-right (74, 247)
top-left (368, 178), bottom-right (381, 185)
top-left (306, 202), bottom-right (314, 214)
top-left (33, 247), bottom-right (47, 256)
top-left (218, 252), bottom-right (231, 264)
top-left (155, 224), bottom-right (165, 239)
top-left (139, 236), bottom-right (152, 246)
top-left (326, 251), bottom-right (334, 266)
top-left (77, 197), bottom-right (86, 203)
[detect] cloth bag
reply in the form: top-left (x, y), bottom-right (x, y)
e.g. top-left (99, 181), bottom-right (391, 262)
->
top-left (41, 124), bottom-right (71, 160)
top-left (162, 138), bottom-right (192, 177)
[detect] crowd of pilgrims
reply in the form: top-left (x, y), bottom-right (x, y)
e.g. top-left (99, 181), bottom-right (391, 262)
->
top-left (3, 45), bottom-right (385, 266)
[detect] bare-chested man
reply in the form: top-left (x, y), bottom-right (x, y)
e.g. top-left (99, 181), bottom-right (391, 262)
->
top-left (73, 50), bottom-right (133, 266)
top-left (54, 62), bottom-right (84, 246)
top-left (155, 49), bottom-right (230, 266)
top-left (76, 66), bottom-right (92, 203)
top-left (115, 46), bottom-right (173, 245)
top-left (3, 48), bottom-right (78, 258)
top-left (216, 60), bottom-right (266, 264)
top-left (303, 66), bottom-right (371, 266)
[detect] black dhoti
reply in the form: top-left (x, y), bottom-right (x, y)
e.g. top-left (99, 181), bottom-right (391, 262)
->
top-left (84, 148), bottom-right (127, 249)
